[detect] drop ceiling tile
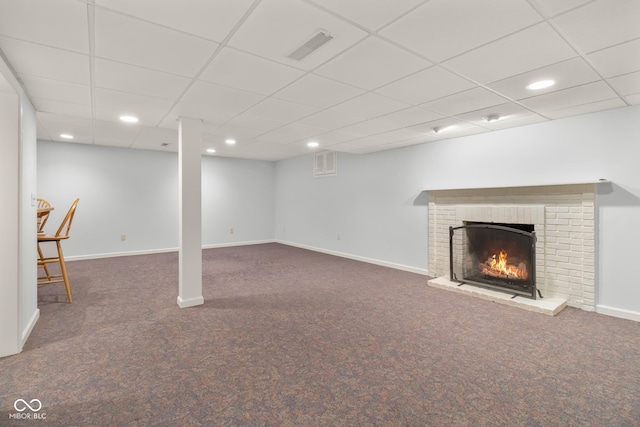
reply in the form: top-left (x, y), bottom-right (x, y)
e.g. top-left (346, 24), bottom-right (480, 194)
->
top-left (92, 119), bottom-right (142, 148)
top-left (96, 0), bottom-right (254, 42)
top-left (0, 36), bottom-right (90, 84)
top-left (421, 87), bottom-right (509, 116)
top-left (444, 23), bottom-right (577, 84)
top-left (407, 118), bottom-right (487, 139)
top-left (131, 127), bottom-right (178, 151)
top-left (331, 136), bottom-right (390, 152)
top-left (168, 104), bottom-right (234, 127)
top-left (181, 80), bottom-right (265, 116)
top-left (273, 74), bottom-right (364, 109)
top-left (534, 0), bottom-right (592, 16)
top-left (587, 39), bottom-right (640, 78)
top-left (376, 66), bottom-right (476, 105)
top-left (244, 98), bottom-right (320, 123)
top-left (543, 98), bottom-right (627, 119)
top-left (95, 59), bottom-right (191, 100)
top-left (454, 102), bottom-right (543, 129)
top-left (0, 0), bottom-right (89, 53)
top-left (330, 92), bottom-right (410, 120)
top-left (307, 0), bottom-right (424, 31)
top-left (31, 98), bottom-right (93, 119)
top-left (608, 71), bottom-right (640, 96)
top-left (376, 107), bottom-right (444, 128)
top-left (553, 0), bottom-right (640, 53)
top-left (95, 8), bottom-right (218, 77)
top-left (228, 0), bottom-right (368, 71)
top-left (205, 124), bottom-right (266, 144)
top-left (298, 110), bottom-right (363, 129)
top-left (488, 57), bottom-right (601, 100)
top-left (312, 130), bottom-right (361, 144)
top-left (37, 112), bottom-right (93, 129)
top-left (94, 88), bottom-right (175, 126)
top-left (199, 48), bottom-right (304, 96)
top-left (338, 118), bottom-right (404, 137)
top-left (228, 141), bottom-right (308, 161)
top-left (373, 127), bottom-right (429, 143)
top-left (225, 113), bottom-right (288, 132)
top-left (253, 122), bottom-right (327, 145)
top-left (626, 93), bottom-right (640, 105)
top-left (520, 81), bottom-right (619, 113)
top-left (19, 75), bottom-right (91, 106)
top-left (315, 36), bottom-right (430, 90)
top-left (380, 0), bottom-right (542, 62)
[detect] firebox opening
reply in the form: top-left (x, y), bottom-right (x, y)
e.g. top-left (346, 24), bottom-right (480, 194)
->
top-left (450, 221), bottom-right (537, 299)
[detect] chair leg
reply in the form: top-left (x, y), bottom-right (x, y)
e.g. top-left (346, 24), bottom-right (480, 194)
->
top-left (37, 242), bottom-right (52, 280)
top-left (56, 241), bottom-right (73, 304)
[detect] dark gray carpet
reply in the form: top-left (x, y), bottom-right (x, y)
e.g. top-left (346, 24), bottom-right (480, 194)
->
top-left (1, 243), bottom-right (639, 426)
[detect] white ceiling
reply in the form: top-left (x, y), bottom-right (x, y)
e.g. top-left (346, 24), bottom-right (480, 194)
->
top-left (0, 0), bottom-right (638, 161)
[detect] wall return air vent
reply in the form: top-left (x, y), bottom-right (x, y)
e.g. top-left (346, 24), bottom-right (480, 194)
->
top-left (314, 151), bottom-right (337, 177)
top-left (287, 30), bottom-right (333, 61)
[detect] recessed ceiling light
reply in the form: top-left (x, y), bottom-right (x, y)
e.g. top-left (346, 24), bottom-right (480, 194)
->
top-left (119, 115), bottom-right (139, 123)
top-left (206, 148), bottom-right (216, 154)
top-left (307, 141), bottom-right (319, 148)
top-left (526, 79), bottom-right (556, 91)
top-left (484, 114), bottom-right (500, 123)
top-left (59, 133), bottom-right (74, 139)
top-left (225, 139), bottom-right (236, 145)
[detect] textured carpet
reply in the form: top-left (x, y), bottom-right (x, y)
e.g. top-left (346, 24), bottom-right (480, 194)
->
top-left (1, 243), bottom-right (639, 426)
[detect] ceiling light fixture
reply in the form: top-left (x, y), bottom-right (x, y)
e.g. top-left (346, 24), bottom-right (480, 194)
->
top-left (59, 133), bottom-right (74, 139)
top-left (433, 125), bottom-right (454, 134)
top-left (206, 148), bottom-right (216, 154)
top-left (225, 139), bottom-right (236, 145)
top-left (526, 79), bottom-right (555, 90)
top-left (288, 30), bottom-right (334, 61)
top-left (484, 114), bottom-right (500, 123)
top-left (119, 115), bottom-right (139, 123)
top-left (307, 141), bottom-right (319, 148)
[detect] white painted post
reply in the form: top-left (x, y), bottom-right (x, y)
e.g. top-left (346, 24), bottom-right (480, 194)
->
top-left (177, 117), bottom-right (204, 308)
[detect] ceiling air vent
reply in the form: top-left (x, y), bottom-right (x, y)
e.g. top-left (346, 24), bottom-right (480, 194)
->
top-left (288, 30), bottom-right (333, 61)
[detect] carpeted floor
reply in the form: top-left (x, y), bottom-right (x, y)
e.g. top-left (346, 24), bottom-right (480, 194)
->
top-left (1, 243), bottom-right (639, 426)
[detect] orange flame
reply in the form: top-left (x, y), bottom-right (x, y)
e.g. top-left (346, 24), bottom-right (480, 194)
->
top-left (483, 249), bottom-right (528, 280)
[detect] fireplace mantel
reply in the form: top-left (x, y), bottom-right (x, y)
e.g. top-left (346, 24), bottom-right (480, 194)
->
top-left (422, 180), bottom-right (609, 196)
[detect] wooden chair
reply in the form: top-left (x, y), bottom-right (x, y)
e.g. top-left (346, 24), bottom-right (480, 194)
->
top-left (37, 198), bottom-right (51, 233)
top-left (38, 198), bottom-right (79, 303)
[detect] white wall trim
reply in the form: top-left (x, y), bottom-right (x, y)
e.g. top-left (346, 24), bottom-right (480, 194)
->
top-left (65, 240), bottom-right (277, 261)
top-left (21, 308), bottom-right (39, 347)
top-left (596, 305), bottom-right (640, 323)
top-left (277, 239), bottom-right (430, 276)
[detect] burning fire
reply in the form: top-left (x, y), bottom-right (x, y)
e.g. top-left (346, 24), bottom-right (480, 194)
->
top-left (482, 249), bottom-right (528, 280)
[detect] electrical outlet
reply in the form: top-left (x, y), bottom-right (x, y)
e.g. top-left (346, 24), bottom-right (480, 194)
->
top-left (230, 228), bottom-right (234, 234)
top-left (337, 234), bottom-right (341, 240)
top-left (120, 234), bottom-right (126, 241)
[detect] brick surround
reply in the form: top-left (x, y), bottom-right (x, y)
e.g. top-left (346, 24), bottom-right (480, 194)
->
top-left (427, 184), bottom-right (597, 310)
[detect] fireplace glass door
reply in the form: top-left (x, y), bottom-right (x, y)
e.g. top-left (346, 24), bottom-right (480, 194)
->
top-left (450, 222), bottom-right (537, 298)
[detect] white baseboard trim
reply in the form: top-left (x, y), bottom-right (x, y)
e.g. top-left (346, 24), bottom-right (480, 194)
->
top-left (177, 295), bottom-right (204, 308)
top-left (66, 240), bottom-right (276, 261)
top-left (596, 305), bottom-right (640, 322)
top-left (202, 239), bottom-right (275, 250)
top-left (21, 308), bottom-right (40, 347)
top-left (276, 239), bottom-right (429, 276)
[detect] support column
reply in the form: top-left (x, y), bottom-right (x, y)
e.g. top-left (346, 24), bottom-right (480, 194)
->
top-left (177, 117), bottom-right (204, 308)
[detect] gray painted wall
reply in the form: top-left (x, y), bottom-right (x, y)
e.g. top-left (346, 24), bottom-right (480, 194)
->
top-left (275, 105), bottom-right (640, 318)
top-left (37, 142), bottom-right (275, 258)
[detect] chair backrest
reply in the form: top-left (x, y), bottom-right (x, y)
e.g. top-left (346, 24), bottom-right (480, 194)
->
top-left (55, 198), bottom-right (80, 238)
top-left (37, 198), bottom-right (51, 232)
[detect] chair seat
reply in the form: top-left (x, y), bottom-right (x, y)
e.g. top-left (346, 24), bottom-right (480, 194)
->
top-left (38, 234), bottom-right (69, 242)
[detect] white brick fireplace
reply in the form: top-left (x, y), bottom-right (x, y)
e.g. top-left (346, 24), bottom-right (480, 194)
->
top-left (426, 183), bottom-right (602, 312)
